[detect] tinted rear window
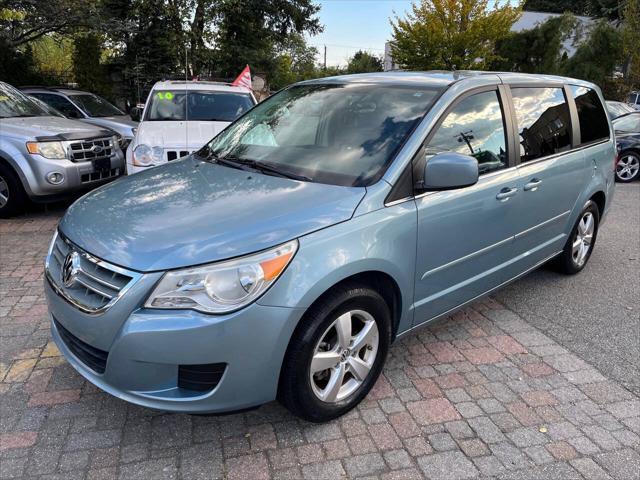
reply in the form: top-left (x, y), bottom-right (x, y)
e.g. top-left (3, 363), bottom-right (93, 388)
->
top-left (571, 86), bottom-right (609, 144)
top-left (511, 87), bottom-right (572, 162)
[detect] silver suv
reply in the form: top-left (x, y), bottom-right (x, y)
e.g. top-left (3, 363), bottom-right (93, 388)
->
top-left (0, 82), bottom-right (125, 217)
top-left (21, 86), bottom-right (138, 151)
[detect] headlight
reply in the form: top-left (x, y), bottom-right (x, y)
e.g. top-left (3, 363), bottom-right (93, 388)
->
top-left (133, 144), bottom-right (163, 166)
top-left (26, 141), bottom-right (67, 159)
top-left (145, 239), bottom-right (298, 313)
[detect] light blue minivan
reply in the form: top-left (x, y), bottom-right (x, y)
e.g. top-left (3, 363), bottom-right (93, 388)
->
top-left (45, 72), bottom-right (615, 422)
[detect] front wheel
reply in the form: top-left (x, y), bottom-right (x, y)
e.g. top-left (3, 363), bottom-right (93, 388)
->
top-left (615, 151), bottom-right (640, 182)
top-left (0, 163), bottom-right (27, 218)
top-left (279, 284), bottom-right (391, 422)
top-left (553, 201), bottom-right (599, 275)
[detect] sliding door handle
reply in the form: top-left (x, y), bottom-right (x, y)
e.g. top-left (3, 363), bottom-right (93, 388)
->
top-left (496, 187), bottom-right (518, 201)
top-left (524, 178), bottom-right (542, 191)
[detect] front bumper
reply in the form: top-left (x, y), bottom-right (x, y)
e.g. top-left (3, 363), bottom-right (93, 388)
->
top-left (45, 278), bottom-right (304, 413)
top-left (23, 151), bottom-right (125, 198)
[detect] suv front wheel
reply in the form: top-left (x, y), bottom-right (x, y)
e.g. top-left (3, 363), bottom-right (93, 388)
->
top-left (279, 283), bottom-right (391, 422)
top-left (0, 163), bottom-right (27, 218)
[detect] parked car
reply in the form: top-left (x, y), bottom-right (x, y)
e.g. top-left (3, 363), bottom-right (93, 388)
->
top-left (606, 100), bottom-right (636, 119)
top-left (126, 80), bottom-right (256, 174)
top-left (45, 72), bottom-right (614, 422)
top-left (0, 81), bottom-right (125, 217)
top-left (21, 86), bottom-right (137, 150)
top-left (613, 112), bottom-right (640, 182)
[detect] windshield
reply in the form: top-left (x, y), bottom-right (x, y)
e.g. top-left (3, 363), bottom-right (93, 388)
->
top-left (607, 101), bottom-right (635, 119)
top-left (70, 93), bottom-right (124, 117)
top-left (28, 96), bottom-right (65, 117)
top-left (145, 90), bottom-right (254, 122)
top-left (0, 83), bottom-right (49, 118)
top-left (628, 93), bottom-right (639, 105)
top-left (201, 83), bottom-right (441, 187)
top-left (613, 113), bottom-right (640, 133)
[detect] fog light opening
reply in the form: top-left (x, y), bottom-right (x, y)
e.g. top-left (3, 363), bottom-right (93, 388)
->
top-left (46, 172), bottom-right (64, 185)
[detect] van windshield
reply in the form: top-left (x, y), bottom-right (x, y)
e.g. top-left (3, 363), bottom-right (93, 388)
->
top-left (145, 90), bottom-right (254, 122)
top-left (201, 83), bottom-right (441, 187)
top-left (0, 83), bottom-right (49, 118)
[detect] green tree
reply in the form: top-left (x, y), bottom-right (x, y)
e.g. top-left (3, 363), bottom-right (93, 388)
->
top-left (271, 33), bottom-right (319, 89)
top-left (562, 21), bottom-right (623, 87)
top-left (492, 14), bottom-right (576, 74)
top-left (621, 0), bottom-right (640, 84)
top-left (390, 0), bottom-right (522, 71)
top-left (523, 0), bottom-right (589, 15)
top-left (346, 50), bottom-right (383, 74)
top-left (212, 0), bottom-right (322, 79)
top-left (73, 33), bottom-right (109, 95)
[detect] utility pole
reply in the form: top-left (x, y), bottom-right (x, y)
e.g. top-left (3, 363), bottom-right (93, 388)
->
top-left (324, 45), bottom-right (327, 71)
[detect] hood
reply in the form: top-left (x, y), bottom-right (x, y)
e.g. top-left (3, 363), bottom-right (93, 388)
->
top-left (83, 116), bottom-right (138, 138)
top-left (135, 120), bottom-right (229, 151)
top-left (59, 157), bottom-right (365, 271)
top-left (0, 116), bottom-right (105, 140)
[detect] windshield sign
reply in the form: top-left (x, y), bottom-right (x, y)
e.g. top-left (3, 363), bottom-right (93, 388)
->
top-left (146, 90), bottom-right (254, 122)
top-left (71, 93), bottom-right (124, 117)
top-left (0, 83), bottom-right (49, 118)
top-left (201, 83), bottom-right (441, 187)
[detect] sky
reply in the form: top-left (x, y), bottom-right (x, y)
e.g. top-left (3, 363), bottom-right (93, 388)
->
top-left (307, 0), bottom-right (414, 67)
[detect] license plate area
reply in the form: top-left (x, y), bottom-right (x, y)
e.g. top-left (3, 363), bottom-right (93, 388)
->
top-left (92, 157), bottom-right (111, 173)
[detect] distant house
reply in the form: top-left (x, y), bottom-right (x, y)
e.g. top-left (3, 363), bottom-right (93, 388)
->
top-left (511, 11), bottom-right (594, 58)
top-left (383, 11), bottom-right (594, 71)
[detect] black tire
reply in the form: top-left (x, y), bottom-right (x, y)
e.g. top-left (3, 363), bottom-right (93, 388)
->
top-left (615, 151), bottom-right (640, 183)
top-left (553, 200), bottom-right (600, 275)
top-left (279, 283), bottom-right (392, 422)
top-left (0, 162), bottom-right (27, 218)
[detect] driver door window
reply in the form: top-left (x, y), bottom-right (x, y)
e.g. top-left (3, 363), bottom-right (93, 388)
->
top-left (426, 90), bottom-right (508, 175)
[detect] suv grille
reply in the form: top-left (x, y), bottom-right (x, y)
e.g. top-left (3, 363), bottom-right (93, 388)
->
top-left (45, 231), bottom-right (140, 314)
top-left (167, 150), bottom-right (191, 161)
top-left (54, 317), bottom-right (108, 374)
top-left (68, 137), bottom-right (114, 163)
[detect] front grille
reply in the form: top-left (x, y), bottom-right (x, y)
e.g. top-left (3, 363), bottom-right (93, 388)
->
top-left (178, 363), bottom-right (226, 392)
top-left (54, 317), bottom-right (108, 374)
top-left (166, 150), bottom-right (191, 161)
top-left (68, 137), bottom-right (114, 163)
top-left (45, 231), bottom-right (140, 314)
top-left (81, 168), bottom-right (121, 183)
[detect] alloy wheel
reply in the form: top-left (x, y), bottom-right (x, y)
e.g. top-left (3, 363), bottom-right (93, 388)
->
top-left (616, 154), bottom-right (640, 181)
top-left (310, 309), bottom-right (379, 403)
top-left (572, 211), bottom-right (594, 267)
top-left (0, 176), bottom-right (9, 209)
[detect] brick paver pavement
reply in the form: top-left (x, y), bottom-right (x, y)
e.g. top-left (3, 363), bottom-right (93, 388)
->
top-left (1, 211), bottom-right (639, 480)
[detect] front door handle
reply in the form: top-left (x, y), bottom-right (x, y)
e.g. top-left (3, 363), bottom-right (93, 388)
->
top-left (523, 178), bottom-right (542, 191)
top-left (496, 187), bottom-right (518, 201)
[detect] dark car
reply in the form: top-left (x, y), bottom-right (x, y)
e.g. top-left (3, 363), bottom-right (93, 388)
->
top-left (613, 112), bottom-right (640, 182)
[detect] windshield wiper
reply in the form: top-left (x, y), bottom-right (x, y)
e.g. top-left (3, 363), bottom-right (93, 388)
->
top-left (225, 157), bottom-right (312, 182)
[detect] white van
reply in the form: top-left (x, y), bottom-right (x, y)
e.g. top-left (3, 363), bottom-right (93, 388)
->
top-left (126, 81), bottom-right (256, 174)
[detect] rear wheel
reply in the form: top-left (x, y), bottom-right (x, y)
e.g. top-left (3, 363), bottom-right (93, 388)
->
top-left (615, 151), bottom-right (640, 182)
top-left (0, 163), bottom-right (27, 218)
top-left (553, 201), bottom-right (599, 274)
top-left (279, 283), bottom-right (391, 422)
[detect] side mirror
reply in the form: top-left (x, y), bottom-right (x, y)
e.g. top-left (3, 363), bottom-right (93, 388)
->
top-left (130, 107), bottom-right (141, 122)
top-left (423, 152), bottom-right (479, 191)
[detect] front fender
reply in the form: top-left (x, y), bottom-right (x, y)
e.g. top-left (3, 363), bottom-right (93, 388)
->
top-left (0, 143), bottom-right (37, 196)
top-left (258, 201), bottom-right (418, 334)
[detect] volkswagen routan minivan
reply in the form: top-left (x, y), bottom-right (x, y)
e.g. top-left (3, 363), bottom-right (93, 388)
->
top-left (45, 72), bottom-right (615, 422)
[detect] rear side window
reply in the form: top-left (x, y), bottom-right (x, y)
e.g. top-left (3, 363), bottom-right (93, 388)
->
top-left (571, 86), bottom-right (610, 144)
top-left (511, 87), bottom-right (572, 162)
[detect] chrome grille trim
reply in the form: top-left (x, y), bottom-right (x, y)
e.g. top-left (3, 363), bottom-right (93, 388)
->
top-left (45, 230), bottom-right (142, 315)
top-left (67, 137), bottom-right (115, 163)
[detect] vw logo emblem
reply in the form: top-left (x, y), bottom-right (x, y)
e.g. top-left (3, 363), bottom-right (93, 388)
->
top-left (90, 145), bottom-right (103, 154)
top-left (62, 251), bottom-right (81, 288)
